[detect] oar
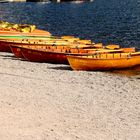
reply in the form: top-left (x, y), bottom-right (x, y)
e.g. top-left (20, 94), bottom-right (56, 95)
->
top-left (0, 38), bottom-right (73, 45)
top-left (92, 49), bottom-right (124, 54)
top-left (130, 52), bottom-right (140, 56)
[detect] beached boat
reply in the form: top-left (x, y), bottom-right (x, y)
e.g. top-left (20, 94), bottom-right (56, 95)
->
top-left (67, 52), bottom-right (140, 71)
top-left (0, 35), bottom-right (97, 52)
top-left (10, 42), bottom-right (85, 59)
top-left (10, 44), bottom-right (136, 64)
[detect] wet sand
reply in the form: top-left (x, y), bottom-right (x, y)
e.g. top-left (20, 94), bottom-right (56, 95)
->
top-left (0, 52), bottom-right (140, 140)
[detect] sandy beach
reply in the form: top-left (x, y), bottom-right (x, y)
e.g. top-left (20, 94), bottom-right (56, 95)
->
top-left (0, 52), bottom-right (140, 140)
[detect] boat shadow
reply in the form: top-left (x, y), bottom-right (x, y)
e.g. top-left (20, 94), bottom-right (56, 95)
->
top-left (49, 64), bottom-right (140, 76)
top-left (107, 66), bottom-right (140, 77)
top-left (0, 53), bottom-right (14, 57)
top-left (0, 54), bottom-right (16, 59)
top-left (0, 54), bottom-right (27, 61)
top-left (48, 65), bottom-right (72, 71)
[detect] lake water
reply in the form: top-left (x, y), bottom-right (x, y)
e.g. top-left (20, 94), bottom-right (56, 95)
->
top-left (0, 0), bottom-right (140, 76)
top-left (0, 0), bottom-right (139, 48)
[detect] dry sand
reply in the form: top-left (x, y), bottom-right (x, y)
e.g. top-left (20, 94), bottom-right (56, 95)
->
top-left (0, 52), bottom-right (140, 140)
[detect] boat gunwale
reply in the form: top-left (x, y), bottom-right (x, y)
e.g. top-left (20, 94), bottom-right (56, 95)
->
top-left (10, 45), bottom-right (95, 56)
top-left (66, 52), bottom-right (140, 60)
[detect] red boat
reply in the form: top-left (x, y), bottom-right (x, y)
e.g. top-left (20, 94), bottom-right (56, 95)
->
top-left (22, 47), bottom-right (69, 64)
top-left (0, 40), bottom-right (12, 52)
top-left (10, 44), bottom-right (78, 60)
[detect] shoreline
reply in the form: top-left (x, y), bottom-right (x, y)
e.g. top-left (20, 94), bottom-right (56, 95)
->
top-left (0, 52), bottom-right (140, 140)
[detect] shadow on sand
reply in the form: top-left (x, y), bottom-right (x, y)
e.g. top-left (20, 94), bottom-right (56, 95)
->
top-left (48, 65), bottom-right (71, 71)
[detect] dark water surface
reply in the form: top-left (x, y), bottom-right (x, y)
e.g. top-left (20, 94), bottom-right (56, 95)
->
top-left (0, 0), bottom-right (140, 76)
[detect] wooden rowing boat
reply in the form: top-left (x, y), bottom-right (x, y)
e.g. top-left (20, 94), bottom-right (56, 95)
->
top-left (11, 45), bottom-right (73, 64)
top-left (10, 43), bottom-right (89, 59)
top-left (67, 52), bottom-right (140, 71)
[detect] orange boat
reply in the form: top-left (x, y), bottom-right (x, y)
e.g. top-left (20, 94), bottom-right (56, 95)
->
top-left (10, 44), bottom-right (136, 64)
top-left (67, 52), bottom-right (140, 71)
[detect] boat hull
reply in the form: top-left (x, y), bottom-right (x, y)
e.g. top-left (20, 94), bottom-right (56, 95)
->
top-left (0, 41), bottom-right (11, 52)
top-left (21, 47), bottom-right (69, 64)
top-left (10, 46), bottom-right (25, 59)
top-left (67, 54), bottom-right (140, 71)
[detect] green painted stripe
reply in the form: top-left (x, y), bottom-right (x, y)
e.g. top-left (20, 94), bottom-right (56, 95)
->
top-left (0, 35), bottom-right (56, 39)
